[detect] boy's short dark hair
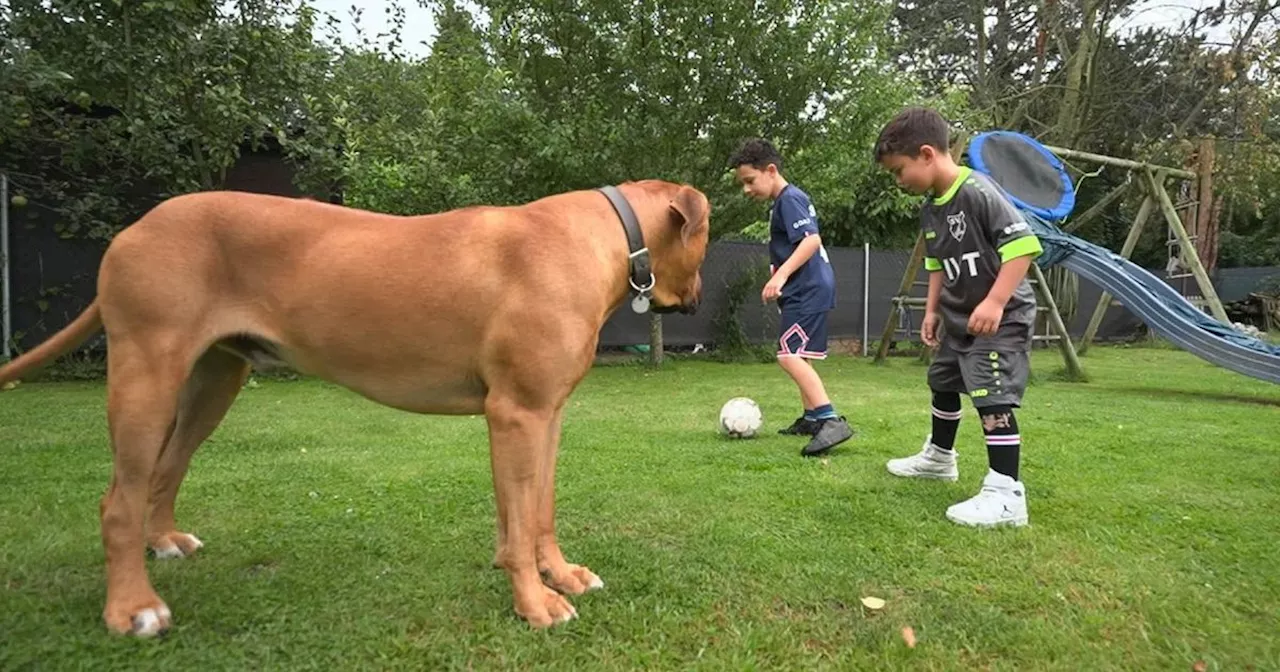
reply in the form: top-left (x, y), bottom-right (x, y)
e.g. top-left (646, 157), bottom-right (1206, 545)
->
top-left (874, 107), bottom-right (950, 161)
top-left (728, 138), bottom-right (783, 171)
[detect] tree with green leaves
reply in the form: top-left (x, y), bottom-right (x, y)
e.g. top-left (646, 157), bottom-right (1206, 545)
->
top-left (309, 0), bottom-right (920, 245)
top-left (1, 0), bottom-right (332, 240)
top-left (887, 0), bottom-right (1280, 272)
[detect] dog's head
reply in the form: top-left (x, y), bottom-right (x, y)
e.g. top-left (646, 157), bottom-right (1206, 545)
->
top-left (640, 182), bottom-right (710, 315)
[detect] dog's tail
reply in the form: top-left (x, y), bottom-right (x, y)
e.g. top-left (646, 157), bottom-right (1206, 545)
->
top-left (0, 301), bottom-right (103, 387)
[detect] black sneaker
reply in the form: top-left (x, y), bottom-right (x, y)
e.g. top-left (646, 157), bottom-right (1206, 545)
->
top-left (778, 415), bottom-right (820, 436)
top-left (801, 417), bottom-right (855, 457)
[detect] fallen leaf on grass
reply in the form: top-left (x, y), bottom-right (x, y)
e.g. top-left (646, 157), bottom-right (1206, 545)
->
top-left (901, 626), bottom-right (917, 648)
top-left (860, 596), bottom-right (886, 610)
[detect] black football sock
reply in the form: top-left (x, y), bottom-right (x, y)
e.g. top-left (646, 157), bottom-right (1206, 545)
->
top-left (931, 390), bottom-right (962, 452)
top-left (980, 404), bottom-right (1021, 480)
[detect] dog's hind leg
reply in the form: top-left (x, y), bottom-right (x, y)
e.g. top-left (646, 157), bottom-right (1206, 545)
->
top-left (100, 336), bottom-right (192, 637)
top-left (147, 347), bottom-right (250, 560)
top-left (485, 395), bottom-right (579, 628)
top-left (536, 405), bottom-right (604, 596)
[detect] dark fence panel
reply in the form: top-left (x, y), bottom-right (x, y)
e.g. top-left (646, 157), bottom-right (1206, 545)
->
top-left (601, 242), bottom-right (870, 348)
top-left (4, 147), bottom-right (321, 352)
top-left (599, 245), bottom-right (1279, 349)
top-left (6, 174), bottom-right (1277, 356)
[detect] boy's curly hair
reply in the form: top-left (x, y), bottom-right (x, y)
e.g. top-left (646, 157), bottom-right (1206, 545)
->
top-left (728, 138), bottom-right (784, 171)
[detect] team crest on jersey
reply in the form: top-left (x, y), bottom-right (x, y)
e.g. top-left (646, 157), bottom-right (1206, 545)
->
top-left (947, 212), bottom-right (968, 241)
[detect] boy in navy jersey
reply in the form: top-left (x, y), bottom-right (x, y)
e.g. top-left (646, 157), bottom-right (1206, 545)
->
top-left (729, 139), bottom-right (854, 457)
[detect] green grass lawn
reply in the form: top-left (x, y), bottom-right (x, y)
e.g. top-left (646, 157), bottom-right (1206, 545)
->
top-left (2, 346), bottom-right (1278, 671)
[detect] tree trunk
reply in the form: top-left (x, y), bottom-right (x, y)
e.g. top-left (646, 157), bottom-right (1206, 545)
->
top-left (990, 0), bottom-right (1010, 120)
top-left (1195, 137), bottom-right (1219, 274)
top-left (1180, 150), bottom-right (1198, 271)
top-left (1053, 0), bottom-right (1100, 146)
top-left (1077, 0), bottom-right (1114, 138)
top-left (975, 0), bottom-right (988, 109)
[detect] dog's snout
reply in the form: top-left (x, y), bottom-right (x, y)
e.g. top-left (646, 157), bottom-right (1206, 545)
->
top-left (682, 292), bottom-right (701, 315)
top-left (682, 280), bottom-right (702, 315)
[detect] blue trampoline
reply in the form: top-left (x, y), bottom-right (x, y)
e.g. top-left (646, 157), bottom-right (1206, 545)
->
top-left (968, 131), bottom-right (1076, 223)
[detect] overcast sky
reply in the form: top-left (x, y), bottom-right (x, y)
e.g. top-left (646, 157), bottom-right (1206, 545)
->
top-left (306, 0), bottom-right (1240, 58)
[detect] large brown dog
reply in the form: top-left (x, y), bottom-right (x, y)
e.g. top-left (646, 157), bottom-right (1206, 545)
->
top-left (0, 180), bottom-right (709, 636)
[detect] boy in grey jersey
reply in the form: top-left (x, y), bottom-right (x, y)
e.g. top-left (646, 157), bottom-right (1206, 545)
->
top-left (874, 107), bottom-right (1044, 528)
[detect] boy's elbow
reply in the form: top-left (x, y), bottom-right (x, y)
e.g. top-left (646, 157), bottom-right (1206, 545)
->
top-left (999, 255), bottom-right (1035, 273)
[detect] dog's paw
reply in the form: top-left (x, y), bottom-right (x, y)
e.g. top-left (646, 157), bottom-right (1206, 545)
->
top-left (104, 597), bottom-right (172, 637)
top-left (149, 532), bottom-right (204, 559)
top-left (516, 586), bottom-right (578, 628)
top-left (542, 563), bottom-right (604, 596)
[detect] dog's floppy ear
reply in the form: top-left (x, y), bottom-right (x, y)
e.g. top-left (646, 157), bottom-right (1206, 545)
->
top-left (669, 185), bottom-right (709, 247)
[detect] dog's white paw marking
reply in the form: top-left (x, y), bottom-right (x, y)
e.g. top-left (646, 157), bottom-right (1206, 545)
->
top-left (152, 544), bottom-right (184, 559)
top-left (555, 603), bottom-right (579, 624)
top-left (131, 606), bottom-right (170, 637)
top-left (588, 576), bottom-right (605, 590)
top-left (152, 533), bottom-right (203, 559)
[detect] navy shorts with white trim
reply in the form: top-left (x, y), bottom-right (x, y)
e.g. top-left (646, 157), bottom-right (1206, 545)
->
top-left (777, 303), bottom-right (829, 360)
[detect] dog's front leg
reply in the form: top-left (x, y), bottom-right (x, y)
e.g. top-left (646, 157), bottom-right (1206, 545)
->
top-left (485, 397), bottom-right (578, 628)
top-left (536, 406), bottom-right (604, 595)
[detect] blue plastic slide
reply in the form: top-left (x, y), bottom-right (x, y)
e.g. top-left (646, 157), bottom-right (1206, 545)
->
top-left (1033, 217), bottom-right (1280, 383)
top-left (967, 131), bottom-right (1280, 385)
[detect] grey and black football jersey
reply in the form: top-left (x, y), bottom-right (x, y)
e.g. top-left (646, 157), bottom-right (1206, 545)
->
top-left (920, 168), bottom-right (1043, 351)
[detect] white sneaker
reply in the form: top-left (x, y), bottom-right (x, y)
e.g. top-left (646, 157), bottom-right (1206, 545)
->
top-left (886, 435), bottom-right (959, 481)
top-left (946, 470), bottom-right (1028, 528)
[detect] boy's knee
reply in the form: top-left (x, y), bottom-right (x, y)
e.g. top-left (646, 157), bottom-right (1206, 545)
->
top-left (776, 355), bottom-right (805, 371)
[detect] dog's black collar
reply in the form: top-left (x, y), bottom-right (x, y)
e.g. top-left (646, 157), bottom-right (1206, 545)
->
top-left (597, 185), bottom-right (654, 304)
